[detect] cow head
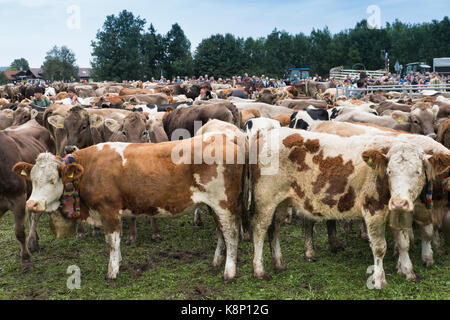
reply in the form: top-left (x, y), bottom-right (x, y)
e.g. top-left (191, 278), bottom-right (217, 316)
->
top-left (408, 103), bottom-right (440, 139)
top-left (12, 106), bottom-right (39, 126)
top-left (362, 143), bottom-right (450, 212)
top-left (54, 106), bottom-right (93, 153)
top-left (109, 112), bottom-right (151, 143)
top-left (13, 153), bottom-right (84, 213)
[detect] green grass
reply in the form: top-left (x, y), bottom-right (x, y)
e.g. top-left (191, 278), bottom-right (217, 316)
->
top-left (0, 211), bottom-right (449, 300)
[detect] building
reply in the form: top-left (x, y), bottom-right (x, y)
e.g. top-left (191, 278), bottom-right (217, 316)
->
top-left (78, 68), bottom-right (92, 82)
top-left (3, 68), bottom-right (43, 83)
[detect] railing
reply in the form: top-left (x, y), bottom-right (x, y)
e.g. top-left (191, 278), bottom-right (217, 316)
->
top-left (330, 66), bottom-right (386, 81)
top-left (335, 83), bottom-right (450, 99)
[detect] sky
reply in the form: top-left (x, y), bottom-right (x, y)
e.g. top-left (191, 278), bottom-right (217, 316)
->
top-left (0, 0), bottom-right (448, 68)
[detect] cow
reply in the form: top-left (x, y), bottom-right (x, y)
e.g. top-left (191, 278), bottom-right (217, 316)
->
top-left (276, 99), bottom-right (327, 110)
top-left (14, 135), bottom-right (246, 282)
top-left (0, 109), bottom-right (14, 130)
top-left (248, 127), bottom-right (450, 289)
top-left (163, 102), bottom-right (241, 140)
top-left (12, 106), bottom-right (40, 127)
top-left (122, 93), bottom-right (169, 106)
top-left (255, 88), bottom-right (287, 105)
top-left (0, 120), bottom-right (55, 269)
top-left (234, 102), bottom-right (294, 118)
top-left (243, 118), bottom-right (281, 140)
top-left (240, 109), bottom-right (261, 128)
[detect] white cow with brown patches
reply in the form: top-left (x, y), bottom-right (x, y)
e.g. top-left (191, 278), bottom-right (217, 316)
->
top-left (249, 128), bottom-right (450, 289)
top-left (14, 136), bottom-right (246, 282)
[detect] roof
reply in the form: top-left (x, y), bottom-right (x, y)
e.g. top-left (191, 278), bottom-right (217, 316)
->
top-left (29, 68), bottom-right (43, 78)
top-left (288, 68), bottom-right (311, 71)
top-left (4, 70), bottom-right (20, 80)
top-left (78, 68), bottom-right (91, 78)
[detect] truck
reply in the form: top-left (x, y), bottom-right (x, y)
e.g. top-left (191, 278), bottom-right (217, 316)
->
top-left (433, 58), bottom-right (450, 75)
top-left (284, 68), bottom-right (310, 82)
top-left (403, 62), bottom-right (431, 75)
top-left (329, 64), bottom-right (385, 81)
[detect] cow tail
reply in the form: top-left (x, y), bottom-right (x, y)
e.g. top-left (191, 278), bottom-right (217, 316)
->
top-left (226, 103), bottom-right (241, 129)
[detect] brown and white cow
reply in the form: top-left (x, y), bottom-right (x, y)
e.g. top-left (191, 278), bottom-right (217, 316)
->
top-left (14, 136), bottom-right (245, 281)
top-left (249, 128), bottom-right (450, 289)
top-left (1, 120), bottom-right (55, 268)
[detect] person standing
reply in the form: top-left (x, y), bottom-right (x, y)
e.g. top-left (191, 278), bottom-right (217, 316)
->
top-left (30, 87), bottom-right (52, 108)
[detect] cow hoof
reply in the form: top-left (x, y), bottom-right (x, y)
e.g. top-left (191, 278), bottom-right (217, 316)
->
top-left (330, 242), bottom-right (345, 253)
top-left (125, 238), bottom-right (136, 246)
top-left (254, 273), bottom-right (272, 281)
top-left (76, 233), bottom-right (86, 240)
top-left (27, 242), bottom-right (40, 254)
top-left (92, 228), bottom-right (101, 237)
top-left (275, 264), bottom-right (287, 272)
top-left (193, 220), bottom-right (203, 227)
top-left (241, 233), bottom-right (251, 242)
top-left (104, 275), bottom-right (117, 282)
top-left (21, 260), bottom-right (33, 271)
top-left (222, 276), bottom-right (236, 284)
top-left (151, 234), bottom-right (163, 242)
top-left (304, 256), bottom-right (317, 262)
top-left (423, 260), bottom-right (435, 268)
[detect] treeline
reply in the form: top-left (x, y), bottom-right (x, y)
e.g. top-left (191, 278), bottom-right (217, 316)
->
top-left (91, 10), bottom-right (450, 81)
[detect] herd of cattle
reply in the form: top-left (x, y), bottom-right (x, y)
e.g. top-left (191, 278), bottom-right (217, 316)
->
top-left (1, 80), bottom-right (450, 290)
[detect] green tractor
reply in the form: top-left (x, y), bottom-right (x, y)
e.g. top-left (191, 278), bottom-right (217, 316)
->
top-left (284, 68), bottom-right (310, 83)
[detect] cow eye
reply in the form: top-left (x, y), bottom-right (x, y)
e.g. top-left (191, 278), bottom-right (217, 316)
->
top-left (416, 170), bottom-right (421, 175)
top-left (122, 131), bottom-right (127, 136)
top-left (82, 126), bottom-right (87, 130)
top-left (413, 119), bottom-right (419, 124)
top-left (387, 168), bottom-right (392, 175)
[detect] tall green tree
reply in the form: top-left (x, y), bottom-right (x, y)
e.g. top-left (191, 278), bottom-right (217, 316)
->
top-left (41, 46), bottom-right (78, 81)
top-left (91, 10), bottom-right (146, 81)
top-left (9, 58), bottom-right (30, 71)
top-left (142, 23), bottom-right (165, 80)
top-left (0, 72), bottom-right (9, 85)
top-left (162, 23), bottom-right (193, 79)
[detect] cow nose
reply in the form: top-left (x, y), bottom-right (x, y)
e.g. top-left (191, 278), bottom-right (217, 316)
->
top-left (65, 146), bottom-right (78, 155)
top-left (391, 199), bottom-right (409, 211)
top-left (26, 201), bottom-right (40, 212)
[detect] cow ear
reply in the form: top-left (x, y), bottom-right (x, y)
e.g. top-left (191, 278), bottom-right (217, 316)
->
top-left (432, 105), bottom-right (440, 119)
top-left (31, 109), bottom-right (39, 119)
top-left (391, 112), bottom-right (410, 123)
top-left (62, 163), bottom-right (84, 182)
top-left (104, 119), bottom-right (120, 133)
top-left (48, 115), bottom-right (65, 129)
top-left (12, 162), bottom-right (34, 180)
top-left (3, 109), bottom-right (14, 119)
top-left (166, 106), bottom-right (174, 114)
top-left (425, 153), bottom-right (450, 180)
top-left (362, 149), bottom-right (388, 176)
top-left (89, 115), bottom-right (104, 128)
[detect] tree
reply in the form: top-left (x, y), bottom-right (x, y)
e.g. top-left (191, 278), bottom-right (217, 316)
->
top-left (91, 10), bottom-right (146, 81)
top-left (0, 72), bottom-right (8, 85)
top-left (41, 46), bottom-right (79, 81)
top-left (162, 23), bottom-right (193, 78)
top-left (9, 58), bottom-right (30, 71)
top-left (142, 24), bottom-right (165, 80)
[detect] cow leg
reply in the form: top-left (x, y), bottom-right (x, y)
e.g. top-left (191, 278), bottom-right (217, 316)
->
top-left (359, 221), bottom-right (368, 240)
top-left (393, 228), bottom-right (416, 281)
top-left (284, 207), bottom-right (293, 224)
top-left (252, 204), bottom-right (276, 280)
top-left (125, 218), bottom-right (137, 245)
top-left (343, 220), bottom-right (354, 235)
top-left (432, 229), bottom-right (447, 255)
top-left (327, 220), bottom-right (344, 253)
top-left (105, 229), bottom-right (122, 280)
top-left (27, 210), bottom-right (42, 253)
top-left (193, 208), bottom-right (203, 226)
top-left (268, 219), bottom-right (286, 272)
top-left (92, 227), bottom-right (101, 237)
top-left (12, 201), bottom-right (32, 270)
top-left (364, 213), bottom-right (387, 289)
top-left (419, 223), bottom-right (435, 267)
top-left (212, 227), bottom-right (226, 268)
top-left (150, 218), bottom-right (162, 241)
top-left (212, 209), bottom-right (239, 283)
top-left (76, 222), bottom-right (86, 240)
top-left (303, 218), bottom-right (316, 262)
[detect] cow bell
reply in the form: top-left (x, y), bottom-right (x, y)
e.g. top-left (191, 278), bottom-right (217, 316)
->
top-left (49, 212), bottom-right (77, 239)
top-left (389, 210), bottom-right (413, 231)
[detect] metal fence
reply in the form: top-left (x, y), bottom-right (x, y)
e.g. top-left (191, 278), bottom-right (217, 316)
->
top-left (336, 83), bottom-right (450, 99)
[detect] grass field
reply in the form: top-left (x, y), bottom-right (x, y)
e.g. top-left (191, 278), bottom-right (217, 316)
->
top-left (0, 211), bottom-right (449, 300)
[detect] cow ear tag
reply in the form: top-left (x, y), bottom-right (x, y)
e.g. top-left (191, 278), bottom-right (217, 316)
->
top-left (397, 117), bottom-right (404, 123)
top-left (68, 172), bottom-right (74, 179)
top-left (21, 170), bottom-right (27, 177)
top-left (7, 111), bottom-right (13, 118)
top-left (57, 122), bottom-right (63, 128)
top-left (368, 157), bottom-right (374, 167)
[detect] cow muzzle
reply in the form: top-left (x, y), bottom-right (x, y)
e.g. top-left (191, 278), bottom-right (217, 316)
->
top-left (26, 200), bottom-right (46, 213)
top-left (64, 145), bottom-right (79, 155)
top-left (389, 198), bottom-right (411, 212)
